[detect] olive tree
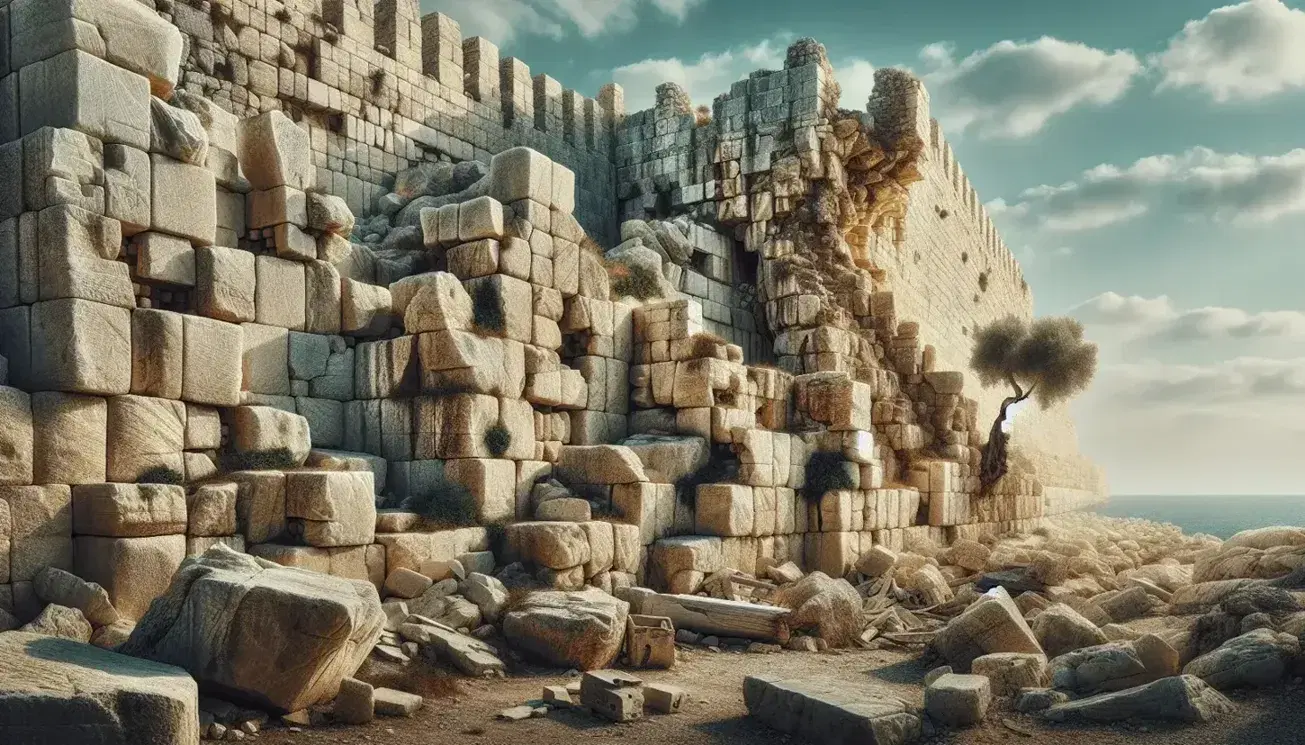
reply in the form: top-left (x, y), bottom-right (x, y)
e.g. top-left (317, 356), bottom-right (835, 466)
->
top-left (969, 315), bottom-right (1098, 495)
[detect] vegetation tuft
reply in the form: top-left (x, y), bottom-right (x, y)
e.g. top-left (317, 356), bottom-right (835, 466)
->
top-left (802, 451), bottom-right (856, 504)
top-left (484, 423), bottom-right (512, 457)
top-left (674, 446), bottom-right (740, 510)
top-left (694, 104), bottom-right (713, 127)
top-left (471, 280), bottom-right (506, 334)
top-left (610, 261), bottom-right (662, 300)
top-left (978, 270), bottom-right (990, 292)
top-left (221, 448), bottom-right (299, 473)
top-left (137, 466), bottom-right (185, 485)
top-left (273, 7), bottom-right (292, 22)
top-left (404, 477), bottom-right (479, 529)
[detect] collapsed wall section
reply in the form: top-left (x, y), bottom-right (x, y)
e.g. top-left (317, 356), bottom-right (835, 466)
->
top-left (160, 0), bottom-right (623, 243)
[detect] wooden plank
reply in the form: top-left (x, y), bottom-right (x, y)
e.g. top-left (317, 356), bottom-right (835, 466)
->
top-left (642, 593), bottom-right (792, 642)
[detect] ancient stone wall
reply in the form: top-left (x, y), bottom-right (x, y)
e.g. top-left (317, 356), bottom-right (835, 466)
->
top-left (162, 0), bottom-right (623, 243)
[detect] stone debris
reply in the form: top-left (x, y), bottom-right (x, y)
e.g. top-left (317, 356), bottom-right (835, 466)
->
top-left (502, 589), bottom-right (630, 670)
top-left (1182, 628), bottom-right (1300, 689)
top-left (743, 675), bottom-right (921, 745)
top-left (374, 687), bottom-right (424, 717)
top-left (1043, 674), bottom-right (1236, 724)
top-left (924, 672), bottom-right (992, 727)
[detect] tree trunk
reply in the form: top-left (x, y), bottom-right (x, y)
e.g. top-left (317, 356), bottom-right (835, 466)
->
top-left (979, 393), bottom-right (1022, 497)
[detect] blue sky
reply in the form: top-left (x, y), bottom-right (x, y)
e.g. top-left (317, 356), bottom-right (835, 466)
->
top-left (425, 0), bottom-right (1305, 495)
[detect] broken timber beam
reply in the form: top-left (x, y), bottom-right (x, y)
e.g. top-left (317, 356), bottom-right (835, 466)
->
top-left (641, 594), bottom-right (792, 643)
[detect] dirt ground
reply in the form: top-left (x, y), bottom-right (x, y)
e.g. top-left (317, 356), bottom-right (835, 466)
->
top-left (255, 645), bottom-right (1305, 745)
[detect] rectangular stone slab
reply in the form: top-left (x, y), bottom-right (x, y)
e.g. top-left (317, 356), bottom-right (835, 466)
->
top-left (743, 675), bottom-right (921, 745)
top-left (0, 631), bottom-right (199, 745)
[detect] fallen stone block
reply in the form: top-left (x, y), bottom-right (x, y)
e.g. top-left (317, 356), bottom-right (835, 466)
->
top-left (333, 677), bottom-right (374, 725)
top-left (1182, 628), bottom-right (1300, 689)
top-left (74, 534), bottom-right (185, 621)
top-left (933, 587), bottom-right (1043, 672)
top-left (0, 631), bottom-right (200, 744)
top-left (1043, 674), bottom-right (1235, 724)
top-left (397, 618), bottom-right (505, 677)
top-left (924, 673), bottom-right (991, 727)
top-left (644, 682), bottom-right (685, 714)
top-left (121, 544), bottom-right (384, 713)
top-left (1049, 634), bottom-right (1180, 694)
top-left (970, 653), bottom-right (1048, 697)
top-left (374, 687), bottom-right (423, 717)
top-left (20, 603), bottom-right (92, 641)
top-left (32, 566), bottom-right (119, 627)
top-left (743, 675), bottom-right (921, 745)
top-left (580, 669), bottom-right (644, 722)
top-left (502, 588), bottom-right (630, 670)
top-left (776, 572), bottom-right (860, 647)
top-left (1031, 603), bottom-right (1109, 659)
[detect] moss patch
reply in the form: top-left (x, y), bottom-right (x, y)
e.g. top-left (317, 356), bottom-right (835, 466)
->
top-left (610, 261), bottom-right (662, 300)
top-left (484, 423), bottom-right (511, 457)
top-left (674, 445), bottom-right (740, 510)
top-left (802, 451), bottom-right (856, 504)
top-left (137, 466), bottom-right (185, 485)
top-left (221, 448), bottom-right (299, 473)
top-left (404, 477), bottom-right (479, 529)
top-left (471, 279), bottom-right (505, 334)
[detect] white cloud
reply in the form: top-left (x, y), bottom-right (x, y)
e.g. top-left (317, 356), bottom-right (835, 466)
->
top-left (1073, 292), bottom-right (1305, 345)
top-left (650, 0), bottom-right (706, 22)
top-left (1104, 357), bottom-right (1305, 403)
top-left (1155, 0), bottom-right (1305, 102)
top-left (836, 59), bottom-right (877, 111)
top-left (613, 37), bottom-right (790, 113)
top-left (919, 37), bottom-right (1142, 139)
top-left (993, 147), bottom-right (1305, 232)
top-left (425, 0), bottom-right (699, 44)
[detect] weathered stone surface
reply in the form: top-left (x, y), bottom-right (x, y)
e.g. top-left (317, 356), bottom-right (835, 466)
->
top-left (556, 444), bottom-right (648, 485)
top-left (196, 246), bottom-right (256, 323)
top-left (1049, 634), bottom-right (1180, 694)
top-left (186, 482), bottom-right (237, 537)
top-left (31, 391), bottom-right (106, 484)
top-left (9, 0), bottom-right (184, 97)
top-left (924, 673), bottom-right (990, 727)
top-left (19, 604), bottom-right (92, 642)
top-left (73, 483), bottom-right (186, 538)
top-left (2, 484), bottom-right (74, 582)
top-left (31, 298), bottom-right (132, 395)
top-left (334, 677), bottom-right (373, 725)
top-left (238, 111), bottom-right (313, 192)
top-left (0, 631), bottom-right (200, 744)
top-left (32, 566), bottom-right (120, 627)
top-left (506, 521), bottom-right (591, 570)
top-left (182, 315), bottom-right (242, 406)
top-left (121, 544), bottom-right (384, 713)
top-left (374, 687), bottom-right (423, 717)
top-left (1043, 674), bottom-right (1235, 724)
top-left (19, 51), bottom-right (150, 150)
top-left (74, 534), bottom-right (185, 621)
top-left (1182, 628), bottom-right (1300, 689)
top-left (284, 470), bottom-right (375, 547)
top-left (398, 617), bottom-right (506, 677)
top-left (934, 587), bottom-right (1043, 672)
top-left (970, 653), bottom-right (1048, 697)
top-left (106, 394), bottom-right (185, 483)
top-left (0, 387), bottom-right (33, 485)
top-left (743, 675), bottom-right (921, 745)
top-left (1031, 603), bottom-right (1109, 659)
top-left (231, 406), bottom-right (310, 465)
top-left (775, 572), bottom-right (861, 647)
top-left (501, 588), bottom-right (629, 670)
top-left (462, 572), bottom-right (509, 624)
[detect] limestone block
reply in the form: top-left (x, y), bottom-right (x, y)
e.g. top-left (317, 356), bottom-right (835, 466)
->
top-left (72, 483), bottom-right (187, 537)
top-left (538, 497), bottom-right (592, 522)
top-left (238, 111), bottom-right (313, 191)
top-left (255, 255), bottom-right (307, 330)
top-left (0, 387), bottom-right (34, 486)
top-left (446, 238), bottom-right (499, 279)
top-left (149, 96), bottom-right (207, 166)
top-left (248, 186), bottom-right (306, 230)
top-left (971, 653), bottom-right (1049, 697)
top-left (551, 163), bottom-right (576, 214)
top-left (186, 535), bottom-right (244, 557)
top-left (273, 223), bottom-right (316, 262)
top-left (696, 484), bottom-right (754, 537)
top-left (612, 523), bottom-right (641, 574)
top-left (374, 528), bottom-right (489, 575)
top-left (231, 406), bottom-right (311, 466)
top-left (581, 520), bottom-right (615, 577)
top-left (506, 522), bottom-right (590, 570)
top-left (1, 484), bottom-right (73, 582)
top-left (307, 192), bottom-right (354, 236)
top-left (231, 471), bottom-right (287, 545)
top-left (924, 673), bottom-right (991, 727)
top-left (284, 471), bottom-right (375, 548)
top-left (305, 260), bottom-right (344, 335)
top-left (9, 0), bottom-right (184, 97)
top-left (181, 315), bottom-right (241, 407)
top-left (19, 120), bottom-right (103, 217)
top-left (488, 147), bottom-right (553, 205)
top-left (651, 536), bottom-right (723, 586)
top-left (106, 395), bottom-right (185, 482)
top-left (935, 587), bottom-right (1044, 672)
top-left (150, 154), bottom-right (216, 245)
top-left (104, 143), bottom-right (151, 235)
top-left (134, 232), bottom-right (195, 286)
top-left (297, 397), bottom-right (343, 449)
top-left (20, 50), bottom-right (150, 150)
top-left (240, 322), bottom-right (290, 397)
top-left (130, 308), bottom-right (183, 400)
top-left (354, 337), bottom-right (417, 399)
top-left (417, 330), bottom-right (525, 398)
top-left (341, 278), bottom-right (392, 336)
top-left (187, 481), bottom-right (237, 537)
top-left (196, 246), bottom-right (256, 323)
top-left (38, 203), bottom-right (134, 308)
top-left (74, 534), bottom-right (186, 620)
top-left (458, 196), bottom-right (506, 242)
top-left (31, 391), bottom-right (105, 484)
top-left (396, 272), bottom-right (472, 334)
top-left (743, 675), bottom-right (921, 743)
top-left (445, 458), bottom-right (515, 524)
top-left (556, 445), bottom-right (648, 485)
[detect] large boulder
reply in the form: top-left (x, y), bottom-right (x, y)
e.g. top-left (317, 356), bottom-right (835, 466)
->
top-left (120, 544), bottom-right (384, 713)
top-left (33, 566), bottom-right (121, 627)
top-left (501, 589), bottom-right (629, 670)
top-left (1043, 675), bottom-right (1235, 724)
top-left (1031, 603), bottom-right (1108, 658)
top-left (775, 572), bottom-right (863, 648)
top-left (0, 631), bottom-right (200, 744)
top-left (933, 587), bottom-right (1043, 672)
top-left (1049, 634), bottom-right (1179, 694)
top-left (1183, 628), bottom-right (1300, 689)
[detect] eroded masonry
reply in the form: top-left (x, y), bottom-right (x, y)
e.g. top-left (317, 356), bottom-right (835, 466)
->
top-left (0, 0), bottom-right (1107, 629)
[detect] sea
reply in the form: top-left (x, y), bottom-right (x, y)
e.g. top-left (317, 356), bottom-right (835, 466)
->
top-left (1094, 494), bottom-right (1305, 539)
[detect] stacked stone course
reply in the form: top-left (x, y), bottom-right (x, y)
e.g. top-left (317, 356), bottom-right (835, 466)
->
top-left (0, 0), bottom-right (1107, 630)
